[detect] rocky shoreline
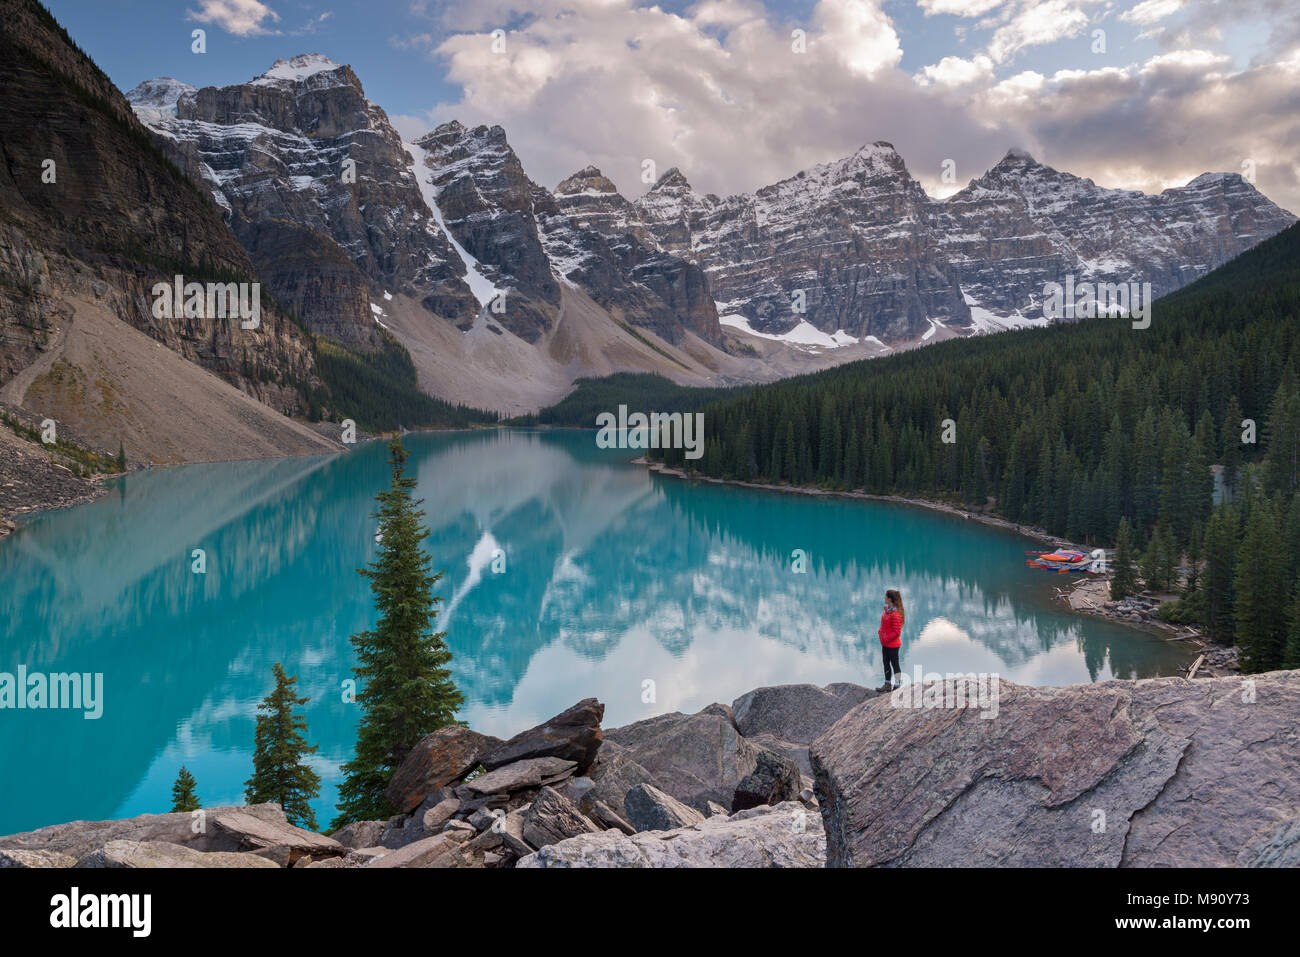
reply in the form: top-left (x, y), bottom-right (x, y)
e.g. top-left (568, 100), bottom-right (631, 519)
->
top-left (3, 672), bottom-right (1295, 868)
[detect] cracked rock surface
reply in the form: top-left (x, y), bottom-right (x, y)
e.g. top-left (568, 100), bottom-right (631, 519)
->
top-left (811, 672), bottom-right (1300, 867)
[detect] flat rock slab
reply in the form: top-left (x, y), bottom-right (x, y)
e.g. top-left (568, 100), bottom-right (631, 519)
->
top-left (78, 840), bottom-right (280, 868)
top-left (365, 833), bottom-right (471, 868)
top-left (0, 848), bottom-right (76, 868)
top-left (465, 756), bottom-right (578, 795)
top-left (483, 698), bottom-right (604, 773)
top-left (385, 726), bottom-right (504, 814)
top-left (517, 803), bottom-right (825, 868)
top-left (0, 804), bottom-right (293, 861)
top-left (212, 810), bottom-right (345, 860)
top-left (811, 672), bottom-right (1300, 867)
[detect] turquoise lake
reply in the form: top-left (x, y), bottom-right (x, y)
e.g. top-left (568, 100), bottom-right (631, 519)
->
top-left (0, 428), bottom-right (1192, 834)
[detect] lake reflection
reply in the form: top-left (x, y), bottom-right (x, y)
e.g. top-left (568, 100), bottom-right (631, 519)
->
top-left (0, 429), bottom-right (1191, 833)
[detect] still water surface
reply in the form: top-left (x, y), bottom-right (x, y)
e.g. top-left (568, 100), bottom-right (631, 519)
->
top-left (0, 429), bottom-right (1190, 833)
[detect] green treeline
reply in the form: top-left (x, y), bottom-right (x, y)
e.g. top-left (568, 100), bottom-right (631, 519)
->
top-left (311, 337), bottom-right (498, 433)
top-left (511, 372), bottom-right (744, 427)
top-left (649, 223), bottom-right (1300, 672)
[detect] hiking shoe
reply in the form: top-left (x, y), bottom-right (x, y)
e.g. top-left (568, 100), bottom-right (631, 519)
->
top-left (876, 683), bottom-right (894, 693)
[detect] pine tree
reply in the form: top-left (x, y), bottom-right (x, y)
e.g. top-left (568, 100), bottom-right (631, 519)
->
top-left (171, 766), bottom-right (201, 813)
top-left (1234, 497), bottom-right (1288, 673)
top-left (332, 439), bottom-right (464, 830)
top-left (1202, 504), bottom-right (1238, 643)
top-left (245, 663), bottom-right (322, 830)
top-left (116, 441), bottom-right (126, 472)
top-left (1221, 395), bottom-right (1243, 499)
top-left (1110, 517), bottom-right (1139, 600)
top-left (1283, 578), bottom-right (1300, 670)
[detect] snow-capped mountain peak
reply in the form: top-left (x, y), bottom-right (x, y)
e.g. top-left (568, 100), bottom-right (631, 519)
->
top-left (253, 53), bottom-right (345, 86)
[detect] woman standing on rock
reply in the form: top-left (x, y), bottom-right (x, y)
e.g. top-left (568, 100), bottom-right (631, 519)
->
top-left (877, 590), bottom-right (904, 692)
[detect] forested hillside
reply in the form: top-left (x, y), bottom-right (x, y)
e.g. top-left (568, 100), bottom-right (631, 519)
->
top-left (650, 222), bottom-right (1300, 673)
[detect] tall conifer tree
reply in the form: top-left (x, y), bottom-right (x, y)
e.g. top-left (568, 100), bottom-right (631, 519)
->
top-left (332, 439), bottom-right (464, 829)
top-left (245, 663), bottom-right (322, 830)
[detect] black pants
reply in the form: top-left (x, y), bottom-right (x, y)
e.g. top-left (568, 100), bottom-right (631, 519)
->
top-left (882, 645), bottom-right (901, 683)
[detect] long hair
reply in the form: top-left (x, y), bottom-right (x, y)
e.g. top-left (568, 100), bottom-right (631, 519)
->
top-left (886, 589), bottom-right (904, 626)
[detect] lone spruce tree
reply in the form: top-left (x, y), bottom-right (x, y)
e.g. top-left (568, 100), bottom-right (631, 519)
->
top-left (171, 766), bottom-right (201, 812)
top-left (332, 439), bottom-right (464, 829)
top-left (1109, 517), bottom-right (1140, 600)
top-left (245, 663), bottom-right (322, 830)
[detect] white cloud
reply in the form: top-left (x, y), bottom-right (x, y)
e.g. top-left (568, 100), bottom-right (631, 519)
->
top-left (1118, 0), bottom-right (1184, 25)
top-left (915, 53), bottom-right (995, 86)
top-left (918, 0), bottom-right (1006, 16)
top-left (186, 0), bottom-right (281, 36)
top-left (987, 0), bottom-right (1090, 63)
top-left (412, 0), bottom-right (1300, 215)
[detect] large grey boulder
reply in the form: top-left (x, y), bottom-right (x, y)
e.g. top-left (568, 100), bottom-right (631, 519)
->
top-left (733, 683), bottom-right (871, 774)
top-left (603, 709), bottom-right (781, 811)
top-left (521, 787), bottom-right (600, 848)
top-left (482, 698), bottom-right (605, 773)
top-left (517, 802), bottom-right (825, 868)
top-left (584, 741), bottom-right (658, 821)
top-left (624, 784), bottom-right (706, 832)
top-left (385, 727), bottom-right (504, 814)
top-left (811, 672), bottom-right (1300, 867)
top-left (328, 820), bottom-right (386, 850)
top-left (78, 840), bottom-right (280, 869)
top-left (730, 749), bottom-right (802, 812)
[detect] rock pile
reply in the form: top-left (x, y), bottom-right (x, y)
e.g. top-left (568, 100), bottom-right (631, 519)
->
top-left (1104, 594), bottom-right (1163, 622)
top-left (0, 684), bottom-right (863, 868)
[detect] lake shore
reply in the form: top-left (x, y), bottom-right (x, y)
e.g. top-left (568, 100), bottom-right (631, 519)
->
top-left (639, 458), bottom-right (1234, 677)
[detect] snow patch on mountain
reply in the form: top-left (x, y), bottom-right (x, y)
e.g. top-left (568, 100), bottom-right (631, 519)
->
top-left (254, 54), bottom-right (343, 85)
top-left (404, 140), bottom-right (503, 310)
top-left (720, 313), bottom-right (857, 350)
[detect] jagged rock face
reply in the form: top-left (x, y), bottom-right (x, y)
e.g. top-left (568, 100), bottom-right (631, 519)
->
top-left (415, 122), bottom-right (560, 342)
top-left (0, 0), bottom-right (319, 414)
top-left (936, 150), bottom-right (1298, 322)
top-left (634, 145), bottom-right (1296, 343)
top-left (551, 166), bottom-right (722, 345)
top-left (637, 144), bottom-right (968, 342)
top-left (129, 55), bottom-right (479, 348)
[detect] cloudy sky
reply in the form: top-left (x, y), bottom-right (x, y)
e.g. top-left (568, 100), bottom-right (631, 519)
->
top-left (48, 0), bottom-right (1300, 211)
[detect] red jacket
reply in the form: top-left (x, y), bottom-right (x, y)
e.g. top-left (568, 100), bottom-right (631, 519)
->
top-left (878, 608), bottom-right (902, 648)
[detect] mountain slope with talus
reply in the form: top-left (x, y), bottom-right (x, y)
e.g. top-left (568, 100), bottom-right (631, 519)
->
top-left (129, 62), bottom-right (747, 413)
top-left (0, 0), bottom-right (340, 469)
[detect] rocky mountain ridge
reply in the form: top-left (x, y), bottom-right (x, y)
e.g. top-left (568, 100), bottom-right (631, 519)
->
top-left (619, 143), bottom-right (1296, 342)
top-left (122, 50), bottom-right (1295, 409)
